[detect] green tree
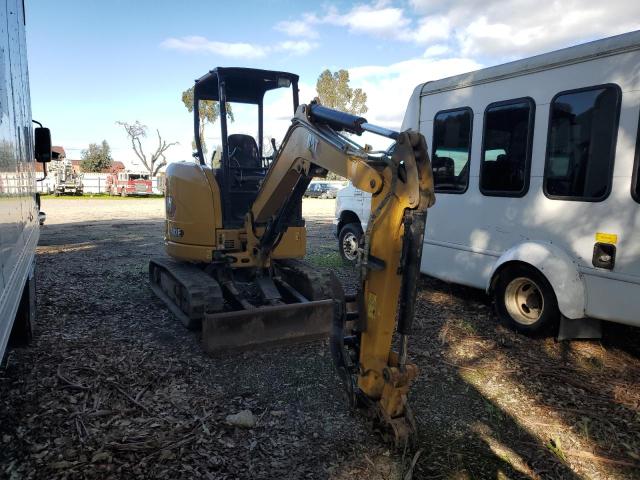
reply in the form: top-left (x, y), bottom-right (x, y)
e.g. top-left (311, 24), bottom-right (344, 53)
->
top-left (80, 140), bottom-right (113, 172)
top-left (181, 87), bottom-right (234, 156)
top-left (315, 69), bottom-right (368, 115)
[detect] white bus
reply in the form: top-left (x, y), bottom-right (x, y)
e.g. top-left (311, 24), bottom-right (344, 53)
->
top-left (336, 30), bottom-right (640, 337)
top-left (0, 0), bottom-right (52, 360)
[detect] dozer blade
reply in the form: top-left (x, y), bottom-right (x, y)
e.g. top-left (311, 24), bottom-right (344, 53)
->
top-left (202, 299), bottom-right (334, 353)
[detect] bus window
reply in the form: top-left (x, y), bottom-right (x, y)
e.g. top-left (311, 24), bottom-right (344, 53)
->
top-left (480, 98), bottom-right (534, 196)
top-left (633, 109), bottom-right (640, 203)
top-left (544, 84), bottom-right (621, 201)
top-left (432, 107), bottom-right (472, 193)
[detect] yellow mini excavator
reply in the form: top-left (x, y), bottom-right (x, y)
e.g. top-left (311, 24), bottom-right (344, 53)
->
top-left (149, 67), bottom-right (435, 444)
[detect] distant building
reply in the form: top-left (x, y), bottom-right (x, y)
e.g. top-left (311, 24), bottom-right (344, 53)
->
top-left (52, 145), bottom-right (66, 159)
top-left (35, 145), bottom-right (125, 174)
top-left (100, 161), bottom-right (126, 174)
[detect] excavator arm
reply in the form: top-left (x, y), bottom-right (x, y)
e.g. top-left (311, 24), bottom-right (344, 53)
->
top-left (246, 102), bottom-right (436, 445)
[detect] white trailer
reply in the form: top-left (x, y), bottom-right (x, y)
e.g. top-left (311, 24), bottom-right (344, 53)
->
top-left (337, 30), bottom-right (640, 336)
top-left (0, 0), bottom-right (52, 359)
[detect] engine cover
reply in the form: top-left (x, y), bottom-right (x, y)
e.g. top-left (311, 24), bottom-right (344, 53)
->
top-left (164, 162), bottom-right (221, 262)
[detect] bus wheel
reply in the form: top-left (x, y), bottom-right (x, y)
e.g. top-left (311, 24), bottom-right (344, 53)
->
top-left (493, 264), bottom-right (559, 334)
top-left (9, 274), bottom-right (35, 347)
top-left (338, 223), bottom-right (362, 264)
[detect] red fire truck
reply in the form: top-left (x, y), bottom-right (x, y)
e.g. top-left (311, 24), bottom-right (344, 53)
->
top-left (106, 172), bottom-right (153, 196)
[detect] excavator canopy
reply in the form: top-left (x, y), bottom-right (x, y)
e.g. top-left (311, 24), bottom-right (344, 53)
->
top-left (192, 68), bottom-right (301, 227)
top-left (193, 67), bottom-right (299, 104)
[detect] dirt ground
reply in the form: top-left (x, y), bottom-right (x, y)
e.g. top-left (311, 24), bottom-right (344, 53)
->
top-left (1, 197), bottom-right (639, 479)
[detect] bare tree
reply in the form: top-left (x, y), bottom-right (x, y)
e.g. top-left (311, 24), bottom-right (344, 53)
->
top-left (117, 121), bottom-right (178, 176)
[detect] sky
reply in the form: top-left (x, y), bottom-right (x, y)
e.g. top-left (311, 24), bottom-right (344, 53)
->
top-left (26, 0), bottom-right (640, 170)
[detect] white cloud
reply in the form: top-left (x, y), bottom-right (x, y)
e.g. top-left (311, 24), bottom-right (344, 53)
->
top-left (276, 40), bottom-right (319, 56)
top-left (160, 36), bottom-right (268, 58)
top-left (274, 19), bottom-right (319, 39)
top-left (405, 15), bottom-right (451, 44)
top-left (423, 44), bottom-right (450, 58)
top-left (281, 0), bottom-right (639, 61)
top-left (348, 56), bottom-right (482, 130)
top-left (408, 0), bottom-right (640, 58)
top-left (323, 3), bottom-right (410, 36)
top-left (277, 2), bottom-right (411, 40)
top-left (161, 36), bottom-right (318, 59)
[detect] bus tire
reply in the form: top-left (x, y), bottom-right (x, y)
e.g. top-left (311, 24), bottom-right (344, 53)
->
top-left (338, 223), bottom-right (362, 264)
top-left (9, 274), bottom-right (35, 347)
top-left (493, 264), bottom-right (559, 334)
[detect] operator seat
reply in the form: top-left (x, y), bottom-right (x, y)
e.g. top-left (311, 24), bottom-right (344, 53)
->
top-left (222, 134), bottom-right (267, 227)
top-left (228, 134), bottom-right (261, 168)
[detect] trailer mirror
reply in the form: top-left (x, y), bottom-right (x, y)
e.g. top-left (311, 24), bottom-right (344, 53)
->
top-left (34, 127), bottom-right (52, 163)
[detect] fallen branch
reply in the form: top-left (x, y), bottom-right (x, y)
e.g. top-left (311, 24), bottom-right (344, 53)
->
top-left (404, 448), bottom-right (424, 480)
top-left (108, 381), bottom-right (152, 414)
top-left (138, 433), bottom-right (197, 464)
top-left (57, 365), bottom-right (91, 391)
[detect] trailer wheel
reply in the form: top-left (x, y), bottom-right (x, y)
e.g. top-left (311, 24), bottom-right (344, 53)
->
top-left (493, 264), bottom-right (559, 334)
top-left (338, 223), bottom-right (362, 264)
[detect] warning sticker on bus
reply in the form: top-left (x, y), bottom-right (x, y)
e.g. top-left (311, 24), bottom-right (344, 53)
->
top-left (595, 232), bottom-right (618, 244)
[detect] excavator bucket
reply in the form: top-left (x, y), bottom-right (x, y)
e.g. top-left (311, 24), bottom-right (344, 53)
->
top-left (149, 257), bottom-right (343, 353)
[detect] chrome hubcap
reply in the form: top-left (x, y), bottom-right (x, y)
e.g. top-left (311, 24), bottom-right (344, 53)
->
top-left (504, 276), bottom-right (544, 325)
top-left (342, 232), bottom-right (359, 261)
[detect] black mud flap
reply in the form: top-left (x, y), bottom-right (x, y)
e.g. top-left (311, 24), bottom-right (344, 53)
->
top-left (202, 299), bottom-right (334, 353)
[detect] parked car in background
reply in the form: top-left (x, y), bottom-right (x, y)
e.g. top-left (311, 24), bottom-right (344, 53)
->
top-left (336, 30), bottom-right (640, 339)
top-left (304, 181), bottom-right (339, 199)
top-left (334, 182), bottom-right (368, 263)
top-left (106, 172), bottom-right (152, 196)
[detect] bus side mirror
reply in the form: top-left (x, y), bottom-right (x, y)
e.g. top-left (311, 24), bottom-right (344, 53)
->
top-left (34, 127), bottom-right (52, 163)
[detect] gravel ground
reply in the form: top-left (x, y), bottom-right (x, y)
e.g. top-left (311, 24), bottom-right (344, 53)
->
top-left (1, 197), bottom-right (639, 479)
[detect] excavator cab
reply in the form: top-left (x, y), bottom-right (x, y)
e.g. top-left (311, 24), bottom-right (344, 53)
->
top-left (192, 68), bottom-right (300, 227)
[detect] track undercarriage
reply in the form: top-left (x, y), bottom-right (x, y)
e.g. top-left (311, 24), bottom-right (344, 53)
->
top-left (149, 257), bottom-right (343, 353)
top-left (149, 256), bottom-right (416, 446)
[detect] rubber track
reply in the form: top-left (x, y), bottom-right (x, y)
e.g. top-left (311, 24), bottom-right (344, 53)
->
top-left (275, 259), bottom-right (345, 303)
top-left (149, 257), bottom-right (224, 329)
